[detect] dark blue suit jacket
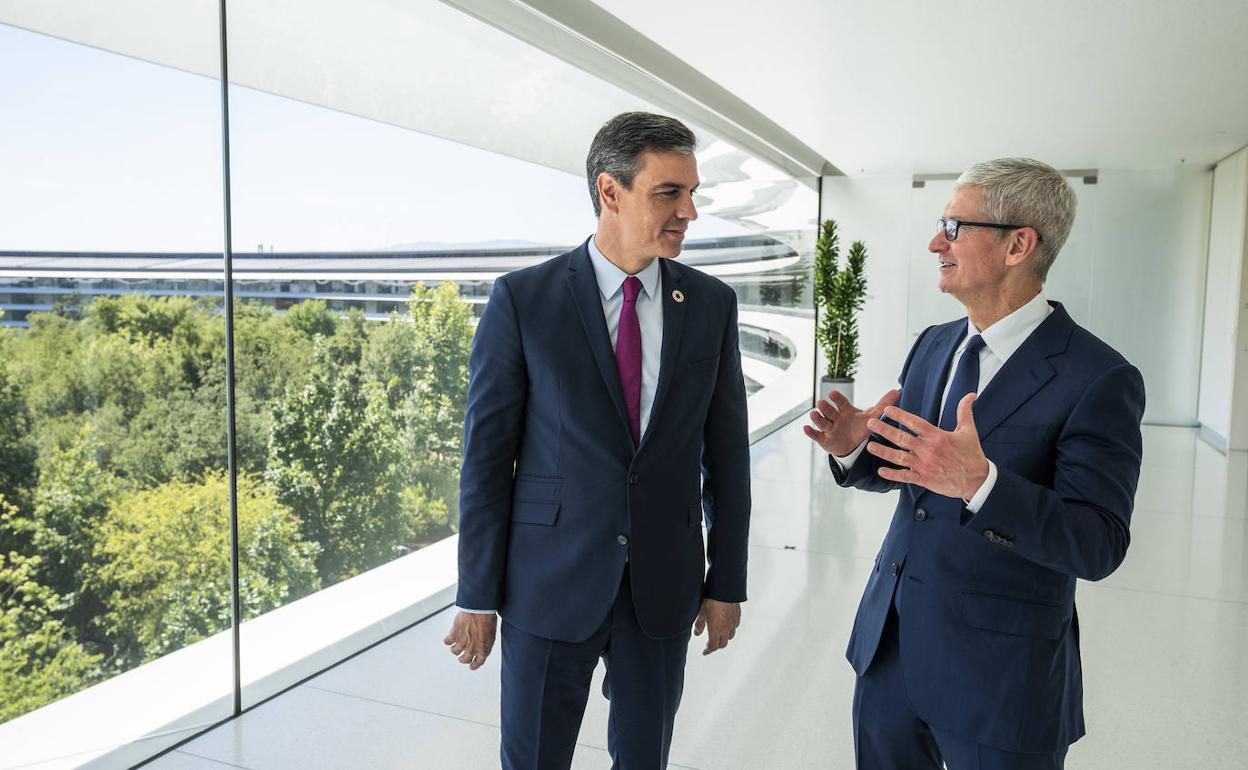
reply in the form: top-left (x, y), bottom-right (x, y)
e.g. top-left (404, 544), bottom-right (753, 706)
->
top-left (456, 240), bottom-right (751, 642)
top-left (835, 302), bottom-right (1144, 753)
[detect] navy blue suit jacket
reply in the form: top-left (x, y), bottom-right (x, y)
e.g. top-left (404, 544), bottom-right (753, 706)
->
top-left (835, 302), bottom-right (1144, 753)
top-left (456, 240), bottom-right (751, 642)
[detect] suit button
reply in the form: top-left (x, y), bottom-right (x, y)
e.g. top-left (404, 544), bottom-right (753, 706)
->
top-left (629, 473), bottom-right (639, 485)
top-left (983, 529), bottom-right (996, 541)
top-left (890, 562), bottom-right (900, 576)
top-left (617, 534), bottom-right (629, 546)
top-left (914, 508), bottom-right (927, 521)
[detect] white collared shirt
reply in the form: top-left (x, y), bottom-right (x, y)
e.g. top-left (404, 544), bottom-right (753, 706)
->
top-left (836, 291), bottom-right (1053, 511)
top-left (587, 235), bottom-right (664, 438)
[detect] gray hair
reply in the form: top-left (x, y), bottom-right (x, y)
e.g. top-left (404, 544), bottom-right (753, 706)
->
top-left (586, 112), bottom-right (697, 217)
top-left (955, 157), bottom-right (1077, 280)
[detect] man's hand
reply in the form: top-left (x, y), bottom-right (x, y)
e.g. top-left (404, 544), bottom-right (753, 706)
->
top-left (693, 599), bottom-right (741, 656)
top-left (804, 389), bottom-right (901, 457)
top-left (443, 611), bottom-right (498, 671)
top-left (864, 393), bottom-right (990, 500)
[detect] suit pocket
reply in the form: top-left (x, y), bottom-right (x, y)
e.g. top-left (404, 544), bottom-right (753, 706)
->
top-left (511, 500), bottom-right (560, 525)
top-left (513, 474), bottom-right (562, 502)
top-left (961, 590), bottom-right (1070, 640)
top-left (688, 353), bottom-right (720, 373)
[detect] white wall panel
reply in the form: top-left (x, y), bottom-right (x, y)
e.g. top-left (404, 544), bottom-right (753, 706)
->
top-left (1198, 148), bottom-right (1248, 447)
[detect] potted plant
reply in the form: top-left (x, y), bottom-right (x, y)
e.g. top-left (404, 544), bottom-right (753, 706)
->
top-left (814, 218), bottom-right (868, 405)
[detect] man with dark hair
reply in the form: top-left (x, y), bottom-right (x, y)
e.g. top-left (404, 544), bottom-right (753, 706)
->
top-left (445, 111), bottom-right (751, 770)
top-left (806, 158), bottom-right (1145, 769)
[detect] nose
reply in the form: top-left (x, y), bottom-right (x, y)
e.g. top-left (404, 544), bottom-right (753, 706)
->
top-left (679, 191), bottom-right (698, 222)
top-left (929, 227), bottom-right (948, 253)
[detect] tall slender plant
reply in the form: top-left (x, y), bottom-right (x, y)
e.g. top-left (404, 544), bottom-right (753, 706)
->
top-left (814, 219), bottom-right (869, 380)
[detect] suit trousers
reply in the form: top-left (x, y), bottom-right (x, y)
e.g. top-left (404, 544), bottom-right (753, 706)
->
top-left (853, 606), bottom-right (1069, 770)
top-left (500, 566), bottom-right (691, 770)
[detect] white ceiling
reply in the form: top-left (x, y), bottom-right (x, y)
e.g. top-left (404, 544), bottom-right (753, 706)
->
top-left (6, 0), bottom-right (1246, 179)
top-left (589, 0), bottom-right (1248, 175)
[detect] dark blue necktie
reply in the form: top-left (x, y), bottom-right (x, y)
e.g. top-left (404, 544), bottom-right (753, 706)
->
top-left (939, 334), bottom-right (985, 431)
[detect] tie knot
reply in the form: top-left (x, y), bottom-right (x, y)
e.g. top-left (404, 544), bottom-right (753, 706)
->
top-left (622, 276), bottom-right (642, 303)
top-left (965, 334), bottom-right (986, 355)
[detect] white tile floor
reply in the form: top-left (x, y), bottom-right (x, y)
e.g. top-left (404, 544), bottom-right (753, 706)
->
top-left (144, 422), bottom-right (1248, 769)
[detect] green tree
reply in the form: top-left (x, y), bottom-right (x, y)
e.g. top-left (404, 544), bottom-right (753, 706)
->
top-left (8, 296), bottom-right (229, 484)
top-left (4, 313), bottom-right (92, 451)
top-left (88, 472), bottom-right (320, 668)
top-left (84, 295), bottom-right (221, 395)
top-left (283, 299), bottom-right (338, 339)
top-left (407, 282), bottom-right (473, 401)
top-left (0, 361), bottom-right (38, 515)
top-left (267, 341), bottom-right (409, 582)
top-left (225, 303), bottom-right (312, 477)
top-left (404, 282), bottom-right (472, 523)
top-left (325, 307), bottom-right (368, 368)
top-left (14, 428), bottom-right (118, 638)
top-left (362, 282), bottom-right (473, 537)
top-left (108, 384), bottom-right (227, 484)
top-left (232, 301), bottom-right (315, 407)
top-left (1, 494), bottom-right (102, 724)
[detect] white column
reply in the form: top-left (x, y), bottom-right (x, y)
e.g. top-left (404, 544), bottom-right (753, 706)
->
top-left (1197, 146), bottom-right (1248, 450)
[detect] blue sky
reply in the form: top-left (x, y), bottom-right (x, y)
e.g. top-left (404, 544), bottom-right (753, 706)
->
top-left (0, 24), bottom-right (746, 253)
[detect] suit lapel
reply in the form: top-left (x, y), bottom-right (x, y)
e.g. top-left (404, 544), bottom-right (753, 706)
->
top-left (638, 259), bottom-right (685, 451)
top-left (920, 323), bottom-right (967, 426)
top-left (970, 302), bottom-right (1072, 439)
top-left (565, 244), bottom-right (634, 450)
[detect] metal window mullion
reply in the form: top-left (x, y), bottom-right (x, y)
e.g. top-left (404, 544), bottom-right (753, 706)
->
top-left (216, 0), bottom-right (243, 718)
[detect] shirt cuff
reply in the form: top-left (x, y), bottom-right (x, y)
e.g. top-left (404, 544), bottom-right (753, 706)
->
top-left (456, 607), bottom-right (497, 614)
top-left (833, 439), bottom-right (869, 471)
top-left (964, 460), bottom-right (998, 513)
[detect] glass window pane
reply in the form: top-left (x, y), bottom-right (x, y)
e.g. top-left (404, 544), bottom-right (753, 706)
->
top-left (220, 0), bottom-right (816, 708)
top-left (0, 12), bottom-right (230, 769)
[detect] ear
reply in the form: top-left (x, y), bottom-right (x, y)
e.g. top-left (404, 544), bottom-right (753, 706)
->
top-left (1003, 227), bottom-right (1040, 268)
top-left (597, 173), bottom-right (621, 215)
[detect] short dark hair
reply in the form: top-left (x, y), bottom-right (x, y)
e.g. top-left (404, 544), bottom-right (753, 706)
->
top-left (586, 112), bottom-right (697, 217)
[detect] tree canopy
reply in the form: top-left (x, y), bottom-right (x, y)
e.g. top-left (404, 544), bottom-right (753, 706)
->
top-left (0, 284), bottom-right (473, 722)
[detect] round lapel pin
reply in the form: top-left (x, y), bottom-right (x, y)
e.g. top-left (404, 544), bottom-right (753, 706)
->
top-left (672, 290), bottom-right (685, 303)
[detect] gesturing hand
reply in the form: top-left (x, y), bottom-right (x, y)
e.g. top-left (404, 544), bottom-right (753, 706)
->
top-left (804, 388), bottom-right (901, 457)
top-left (693, 598), bottom-right (741, 656)
top-left (865, 393), bottom-right (990, 500)
top-left (443, 611), bottom-right (498, 671)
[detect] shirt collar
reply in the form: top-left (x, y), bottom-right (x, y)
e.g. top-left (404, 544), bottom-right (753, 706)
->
top-left (969, 290), bottom-right (1052, 361)
top-left (588, 235), bottom-right (660, 301)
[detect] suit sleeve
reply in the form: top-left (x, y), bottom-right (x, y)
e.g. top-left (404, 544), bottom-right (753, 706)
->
top-left (700, 292), bottom-right (751, 603)
top-left (456, 277), bottom-right (528, 611)
top-left (964, 362), bottom-right (1145, 580)
top-left (829, 326), bottom-right (932, 493)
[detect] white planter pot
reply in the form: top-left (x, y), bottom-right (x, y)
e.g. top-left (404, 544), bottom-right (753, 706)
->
top-left (818, 377), bottom-right (854, 407)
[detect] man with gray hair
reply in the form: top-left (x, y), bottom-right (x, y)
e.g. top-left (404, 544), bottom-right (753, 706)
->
top-left (806, 158), bottom-right (1144, 769)
top-left (446, 111), bottom-right (751, 769)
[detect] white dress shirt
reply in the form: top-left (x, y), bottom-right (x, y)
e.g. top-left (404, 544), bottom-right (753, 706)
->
top-left (836, 291), bottom-right (1053, 511)
top-left (459, 238), bottom-right (666, 614)
top-left (587, 235), bottom-right (664, 437)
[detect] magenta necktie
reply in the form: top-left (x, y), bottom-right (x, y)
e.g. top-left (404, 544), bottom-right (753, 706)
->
top-left (616, 276), bottom-right (643, 446)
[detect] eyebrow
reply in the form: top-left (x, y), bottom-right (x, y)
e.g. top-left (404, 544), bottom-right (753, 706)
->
top-left (652, 182), bottom-right (700, 193)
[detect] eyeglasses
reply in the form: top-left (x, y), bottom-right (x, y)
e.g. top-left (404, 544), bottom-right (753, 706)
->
top-left (937, 217), bottom-right (1041, 242)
